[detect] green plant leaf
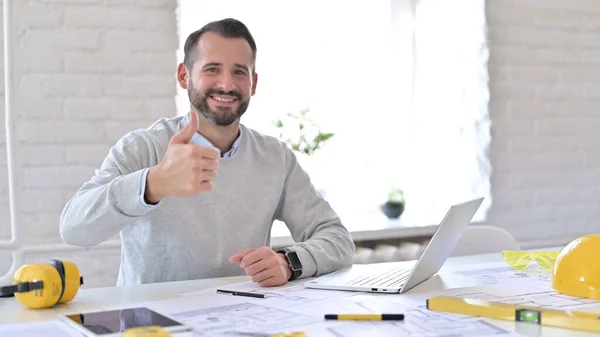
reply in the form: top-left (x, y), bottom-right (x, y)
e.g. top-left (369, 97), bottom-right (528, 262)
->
top-left (273, 107), bottom-right (335, 156)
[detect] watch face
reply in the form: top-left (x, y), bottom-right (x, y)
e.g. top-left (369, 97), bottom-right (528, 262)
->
top-left (287, 252), bottom-right (302, 271)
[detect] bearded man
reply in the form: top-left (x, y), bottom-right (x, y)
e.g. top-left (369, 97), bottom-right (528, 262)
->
top-left (60, 18), bottom-right (355, 287)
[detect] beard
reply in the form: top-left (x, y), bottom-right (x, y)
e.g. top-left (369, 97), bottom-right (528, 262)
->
top-left (188, 81), bottom-right (250, 127)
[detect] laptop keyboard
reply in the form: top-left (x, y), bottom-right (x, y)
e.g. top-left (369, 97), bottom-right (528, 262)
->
top-left (345, 267), bottom-right (412, 288)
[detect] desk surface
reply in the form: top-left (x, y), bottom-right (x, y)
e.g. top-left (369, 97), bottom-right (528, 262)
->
top-left (0, 251), bottom-right (597, 337)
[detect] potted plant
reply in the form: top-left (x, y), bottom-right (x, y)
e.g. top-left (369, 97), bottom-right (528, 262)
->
top-left (273, 108), bottom-right (334, 198)
top-left (380, 187), bottom-right (405, 219)
top-left (273, 107), bottom-right (334, 156)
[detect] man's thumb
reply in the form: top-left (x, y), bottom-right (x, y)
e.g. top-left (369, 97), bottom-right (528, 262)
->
top-left (171, 111), bottom-right (199, 144)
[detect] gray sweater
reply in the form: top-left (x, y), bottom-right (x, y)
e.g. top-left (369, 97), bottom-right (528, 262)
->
top-left (59, 115), bottom-right (355, 286)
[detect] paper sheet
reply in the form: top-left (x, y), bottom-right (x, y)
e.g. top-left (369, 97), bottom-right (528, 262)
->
top-left (181, 279), bottom-right (313, 298)
top-left (434, 284), bottom-right (600, 311)
top-left (293, 295), bottom-right (521, 337)
top-left (171, 301), bottom-right (322, 336)
top-left (180, 279), bottom-right (353, 309)
top-left (146, 281), bottom-right (522, 337)
top-left (449, 261), bottom-right (553, 290)
top-left (0, 320), bottom-right (84, 337)
top-left (143, 293), bottom-right (323, 337)
top-left (446, 261), bottom-right (600, 312)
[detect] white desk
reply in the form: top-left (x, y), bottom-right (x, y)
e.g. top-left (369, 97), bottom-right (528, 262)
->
top-left (0, 251), bottom-right (597, 336)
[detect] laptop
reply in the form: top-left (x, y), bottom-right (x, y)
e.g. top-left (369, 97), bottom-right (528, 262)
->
top-left (305, 197), bottom-right (484, 294)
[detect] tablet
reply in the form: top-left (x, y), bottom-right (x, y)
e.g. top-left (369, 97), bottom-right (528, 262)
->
top-left (57, 307), bottom-right (193, 337)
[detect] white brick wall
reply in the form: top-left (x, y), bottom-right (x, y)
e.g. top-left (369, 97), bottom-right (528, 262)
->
top-left (485, 0), bottom-right (600, 246)
top-left (0, 0), bottom-right (178, 288)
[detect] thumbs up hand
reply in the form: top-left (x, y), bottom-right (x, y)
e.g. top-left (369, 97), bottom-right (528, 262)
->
top-left (145, 111), bottom-right (220, 204)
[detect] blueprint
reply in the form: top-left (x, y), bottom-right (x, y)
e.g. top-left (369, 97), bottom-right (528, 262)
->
top-left (449, 261), bottom-right (553, 290)
top-left (170, 302), bottom-right (321, 336)
top-left (437, 284), bottom-right (600, 311)
top-left (145, 282), bottom-right (523, 337)
top-left (182, 279), bottom-right (317, 299)
top-left (181, 279), bottom-right (354, 308)
top-left (314, 319), bottom-right (514, 337)
top-left (299, 296), bottom-right (519, 337)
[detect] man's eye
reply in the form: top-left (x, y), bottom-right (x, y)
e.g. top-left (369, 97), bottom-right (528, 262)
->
top-left (236, 70), bottom-right (247, 75)
top-left (207, 68), bottom-right (218, 73)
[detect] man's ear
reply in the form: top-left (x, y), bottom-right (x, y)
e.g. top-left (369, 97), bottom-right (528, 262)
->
top-left (177, 63), bottom-right (189, 89)
top-left (251, 72), bottom-right (258, 96)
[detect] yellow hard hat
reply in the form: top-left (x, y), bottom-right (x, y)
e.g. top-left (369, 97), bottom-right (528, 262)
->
top-left (551, 234), bottom-right (600, 299)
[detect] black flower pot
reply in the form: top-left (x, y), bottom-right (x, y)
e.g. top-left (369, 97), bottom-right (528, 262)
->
top-left (380, 201), bottom-right (405, 219)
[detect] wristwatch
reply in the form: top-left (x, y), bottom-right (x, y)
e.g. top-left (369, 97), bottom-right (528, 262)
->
top-left (278, 247), bottom-right (303, 281)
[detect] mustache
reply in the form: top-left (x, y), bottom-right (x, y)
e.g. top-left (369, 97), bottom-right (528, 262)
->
top-left (204, 89), bottom-right (242, 100)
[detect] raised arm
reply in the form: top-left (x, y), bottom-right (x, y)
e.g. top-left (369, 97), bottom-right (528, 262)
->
top-left (60, 112), bottom-right (219, 247)
top-left (275, 148), bottom-right (356, 278)
top-left (59, 131), bottom-right (158, 247)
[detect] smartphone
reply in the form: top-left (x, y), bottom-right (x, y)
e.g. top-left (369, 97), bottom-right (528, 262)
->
top-left (57, 306), bottom-right (194, 337)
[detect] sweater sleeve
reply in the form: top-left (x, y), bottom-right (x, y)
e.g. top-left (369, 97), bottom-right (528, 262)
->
top-left (60, 131), bottom-right (159, 247)
top-left (274, 148), bottom-right (355, 278)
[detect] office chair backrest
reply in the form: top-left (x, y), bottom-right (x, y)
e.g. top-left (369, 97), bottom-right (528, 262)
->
top-left (450, 225), bottom-right (519, 257)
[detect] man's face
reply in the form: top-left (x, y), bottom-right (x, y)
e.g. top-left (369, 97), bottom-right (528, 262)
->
top-left (185, 32), bottom-right (257, 127)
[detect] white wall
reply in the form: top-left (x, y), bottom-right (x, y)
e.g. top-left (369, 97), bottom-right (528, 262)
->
top-left (1, 0), bottom-right (599, 288)
top-left (484, 0), bottom-right (600, 247)
top-left (0, 0), bottom-right (178, 288)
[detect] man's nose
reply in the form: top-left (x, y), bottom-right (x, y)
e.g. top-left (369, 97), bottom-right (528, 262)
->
top-left (215, 72), bottom-right (235, 92)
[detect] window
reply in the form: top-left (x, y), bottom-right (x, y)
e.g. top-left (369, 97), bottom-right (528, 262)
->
top-left (176, 0), bottom-right (491, 235)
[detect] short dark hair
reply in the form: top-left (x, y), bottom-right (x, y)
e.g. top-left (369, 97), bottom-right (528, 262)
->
top-left (183, 18), bottom-right (257, 72)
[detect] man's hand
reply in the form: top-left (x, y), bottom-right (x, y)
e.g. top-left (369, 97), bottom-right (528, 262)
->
top-left (145, 111), bottom-right (219, 204)
top-left (229, 246), bottom-right (292, 287)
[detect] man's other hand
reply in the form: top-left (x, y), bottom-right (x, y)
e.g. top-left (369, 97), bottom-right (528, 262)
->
top-left (229, 246), bottom-right (292, 287)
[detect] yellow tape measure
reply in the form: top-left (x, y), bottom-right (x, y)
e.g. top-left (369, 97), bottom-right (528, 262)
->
top-left (123, 326), bottom-right (171, 337)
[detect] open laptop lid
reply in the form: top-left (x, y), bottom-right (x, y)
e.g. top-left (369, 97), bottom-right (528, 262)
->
top-left (400, 197), bottom-right (484, 293)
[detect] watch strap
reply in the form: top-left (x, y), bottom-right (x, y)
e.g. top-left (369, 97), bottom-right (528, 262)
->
top-left (278, 248), bottom-right (302, 281)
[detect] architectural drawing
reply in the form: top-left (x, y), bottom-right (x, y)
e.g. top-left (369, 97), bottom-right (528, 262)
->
top-left (441, 284), bottom-right (600, 310)
top-left (171, 302), bottom-right (320, 336)
top-left (451, 261), bottom-right (552, 290)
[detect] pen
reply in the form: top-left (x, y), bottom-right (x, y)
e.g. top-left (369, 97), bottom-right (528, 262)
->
top-left (216, 289), bottom-right (265, 298)
top-left (324, 314), bottom-right (404, 321)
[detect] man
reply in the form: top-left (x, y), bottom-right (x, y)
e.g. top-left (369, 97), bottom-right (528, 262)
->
top-left (60, 18), bottom-right (355, 287)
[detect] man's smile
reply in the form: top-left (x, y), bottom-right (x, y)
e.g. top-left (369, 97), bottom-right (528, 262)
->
top-left (210, 94), bottom-right (238, 106)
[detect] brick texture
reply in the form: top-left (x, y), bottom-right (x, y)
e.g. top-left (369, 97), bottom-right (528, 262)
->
top-left (0, 0), bottom-right (178, 286)
top-left (485, 0), bottom-right (600, 244)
